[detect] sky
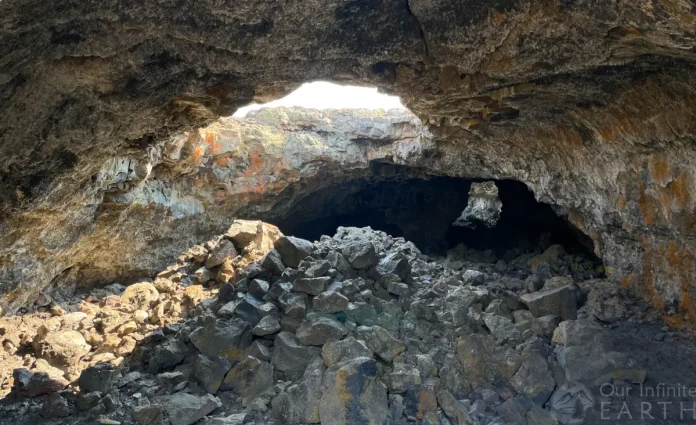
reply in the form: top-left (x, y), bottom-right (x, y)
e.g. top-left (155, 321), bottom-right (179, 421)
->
top-left (233, 81), bottom-right (405, 117)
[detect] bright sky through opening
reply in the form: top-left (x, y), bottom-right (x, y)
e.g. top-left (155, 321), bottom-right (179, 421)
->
top-left (233, 81), bottom-right (405, 117)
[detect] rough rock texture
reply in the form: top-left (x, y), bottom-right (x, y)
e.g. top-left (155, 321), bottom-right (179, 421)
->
top-left (1, 1), bottom-right (696, 329)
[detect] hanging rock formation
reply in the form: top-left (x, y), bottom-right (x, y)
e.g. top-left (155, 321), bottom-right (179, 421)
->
top-left (1, 1), bottom-right (696, 327)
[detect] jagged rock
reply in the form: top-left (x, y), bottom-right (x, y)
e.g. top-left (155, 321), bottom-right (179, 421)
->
top-left (275, 236), bottom-right (314, 268)
top-left (526, 405), bottom-right (559, 425)
top-left (271, 332), bottom-right (320, 379)
top-left (295, 315), bottom-right (347, 346)
top-left (375, 252), bottom-right (411, 281)
top-left (190, 319), bottom-right (253, 362)
top-left (12, 368), bottom-right (67, 397)
top-left (33, 327), bottom-right (91, 368)
top-left (248, 279), bottom-right (270, 298)
top-left (462, 270), bottom-right (486, 286)
top-left (40, 393), bottom-right (71, 418)
top-left (356, 325), bottom-right (404, 362)
top-left (383, 363), bottom-right (421, 393)
top-left (133, 404), bottom-right (164, 425)
top-left (194, 354), bottom-right (232, 394)
top-left (510, 353), bottom-right (555, 404)
top-left (261, 249), bottom-right (286, 276)
top-left (532, 315), bottom-right (561, 337)
top-left (298, 260), bottom-right (331, 278)
top-left (455, 333), bottom-right (523, 389)
top-left (293, 276), bottom-right (331, 296)
top-left (202, 413), bottom-right (247, 425)
top-left (321, 337), bottom-right (373, 366)
top-left (227, 294), bottom-right (265, 325)
top-left (341, 240), bottom-right (379, 270)
top-left (520, 285), bottom-right (577, 320)
top-left (346, 302), bottom-right (378, 326)
top-left (221, 356), bottom-right (274, 404)
top-left (279, 292), bottom-right (308, 319)
top-left (271, 356), bottom-right (325, 424)
top-left (246, 340), bottom-right (272, 362)
top-left (225, 220), bottom-right (262, 248)
top-left (312, 291), bottom-right (350, 313)
top-left (158, 393), bottom-right (222, 425)
top-left (76, 391), bottom-right (102, 411)
top-left (404, 384), bottom-right (438, 424)
top-left (496, 396), bottom-right (534, 425)
top-left (437, 389), bottom-right (475, 425)
top-left (206, 239), bottom-right (238, 269)
top-left (326, 251), bottom-right (357, 279)
top-left (484, 314), bottom-right (522, 343)
top-left (454, 181), bottom-right (502, 229)
top-left (78, 364), bottom-right (118, 393)
top-left (148, 338), bottom-right (188, 373)
top-left (252, 315), bottom-right (281, 336)
top-left (320, 357), bottom-right (388, 425)
top-left (121, 282), bottom-right (160, 309)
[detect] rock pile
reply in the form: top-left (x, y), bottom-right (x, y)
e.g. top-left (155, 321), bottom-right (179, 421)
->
top-left (0, 223), bottom-right (666, 425)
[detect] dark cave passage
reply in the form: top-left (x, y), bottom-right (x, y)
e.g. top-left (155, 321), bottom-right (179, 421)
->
top-left (268, 167), bottom-right (598, 260)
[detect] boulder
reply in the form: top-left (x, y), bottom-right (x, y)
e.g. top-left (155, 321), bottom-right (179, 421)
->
top-left (121, 282), bottom-right (160, 309)
top-left (293, 276), bottom-right (331, 296)
top-left (12, 368), bottom-right (67, 397)
top-left (356, 325), bottom-right (405, 362)
top-left (279, 292), bottom-right (308, 319)
top-left (296, 316), bottom-right (347, 346)
top-left (252, 315), bottom-right (281, 336)
top-left (341, 240), bottom-right (379, 270)
top-left (383, 364), bottom-right (422, 393)
top-left (133, 404), bottom-right (164, 425)
top-left (455, 333), bottom-right (523, 388)
top-left (313, 291), bottom-right (350, 313)
top-left (271, 331), bottom-right (321, 379)
top-left (404, 384), bottom-right (438, 424)
top-left (320, 357), bottom-right (389, 425)
top-left (33, 327), bottom-right (91, 368)
top-left (194, 354), bottom-right (233, 394)
top-left (510, 353), bottom-right (555, 404)
top-left (225, 220), bottom-right (262, 249)
top-left (375, 252), bottom-right (411, 281)
top-left (158, 393), bottom-right (222, 425)
top-left (206, 239), bottom-right (238, 268)
top-left (261, 249), bottom-right (286, 275)
top-left (271, 356), bottom-right (325, 424)
top-left (190, 319), bottom-right (253, 362)
top-left (275, 236), bottom-right (314, 268)
top-left (221, 356), bottom-right (274, 404)
top-left (437, 389), bottom-right (475, 425)
top-left (321, 337), bottom-right (373, 367)
top-left (520, 285), bottom-right (577, 320)
top-left (78, 363), bottom-right (118, 393)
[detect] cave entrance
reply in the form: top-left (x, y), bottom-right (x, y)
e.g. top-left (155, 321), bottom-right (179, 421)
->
top-left (267, 164), bottom-right (598, 261)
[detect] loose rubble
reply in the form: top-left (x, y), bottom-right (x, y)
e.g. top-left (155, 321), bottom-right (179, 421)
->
top-left (0, 221), bottom-right (690, 425)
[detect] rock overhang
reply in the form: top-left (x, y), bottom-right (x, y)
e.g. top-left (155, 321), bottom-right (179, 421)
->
top-left (1, 0), bottom-right (696, 326)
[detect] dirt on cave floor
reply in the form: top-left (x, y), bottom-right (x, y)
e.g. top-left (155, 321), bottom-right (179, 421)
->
top-left (1, 220), bottom-right (696, 425)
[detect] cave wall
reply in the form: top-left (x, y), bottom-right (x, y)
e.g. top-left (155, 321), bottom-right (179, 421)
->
top-left (1, 0), bottom-right (696, 325)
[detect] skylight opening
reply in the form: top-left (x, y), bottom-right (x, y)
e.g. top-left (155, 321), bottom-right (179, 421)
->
top-left (233, 81), bottom-right (405, 117)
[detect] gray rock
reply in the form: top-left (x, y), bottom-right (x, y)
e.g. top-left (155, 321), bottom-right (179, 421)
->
top-left (158, 393), bottom-right (222, 425)
top-left (148, 338), bottom-right (188, 373)
top-left (376, 252), bottom-right (411, 281)
top-left (532, 315), bottom-right (561, 337)
top-left (299, 259), bottom-right (331, 278)
top-left (133, 404), bottom-right (164, 425)
top-left (78, 363), bottom-right (118, 393)
top-left (437, 389), bottom-right (475, 425)
top-left (326, 251), bottom-right (357, 279)
top-left (296, 316), bottom-right (347, 346)
top-left (454, 181), bottom-right (502, 229)
top-left (261, 249), bottom-right (286, 275)
top-left (341, 240), bottom-right (379, 270)
top-left (320, 357), bottom-right (388, 425)
top-left (404, 384), bottom-right (438, 424)
top-left (39, 393), bottom-right (71, 418)
top-left (76, 391), bottom-right (101, 411)
top-left (455, 333), bottom-right (523, 388)
top-left (383, 363), bottom-right (421, 393)
top-left (279, 292), bottom-right (308, 319)
top-left (520, 285), bottom-right (577, 320)
top-left (202, 413), bottom-right (247, 425)
top-left (194, 354), bottom-right (232, 394)
top-left (356, 325), bottom-right (405, 362)
top-left (275, 236), bottom-right (314, 268)
top-left (556, 345), bottom-right (646, 385)
top-left (246, 340), bottom-right (272, 362)
top-left (496, 396), bottom-right (533, 425)
top-left (321, 337), bottom-right (372, 366)
top-left (293, 276), bottom-right (331, 296)
top-left (271, 331), bottom-right (321, 379)
top-left (313, 291), bottom-right (350, 313)
top-left (12, 368), bottom-right (67, 397)
top-left (511, 353), bottom-right (555, 404)
top-left (527, 405), bottom-right (559, 425)
top-left (267, 281), bottom-right (292, 300)
top-left (346, 302), bottom-right (378, 326)
top-left (230, 293), bottom-right (265, 326)
top-left (484, 314), bottom-right (522, 343)
top-left (221, 356), bottom-right (274, 404)
top-left (249, 278), bottom-right (270, 298)
top-left (252, 315), bottom-right (281, 336)
top-left (462, 270), bottom-right (485, 286)
top-left (271, 356), bottom-right (325, 424)
top-left (190, 319), bottom-right (253, 362)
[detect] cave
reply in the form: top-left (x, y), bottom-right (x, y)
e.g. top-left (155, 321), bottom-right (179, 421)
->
top-left (268, 163), bottom-right (597, 259)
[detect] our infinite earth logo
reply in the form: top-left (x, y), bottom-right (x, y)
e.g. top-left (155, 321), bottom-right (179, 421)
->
top-left (548, 385), bottom-right (595, 425)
